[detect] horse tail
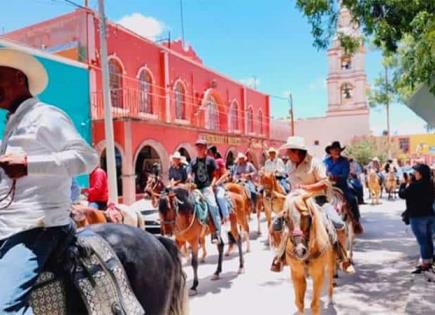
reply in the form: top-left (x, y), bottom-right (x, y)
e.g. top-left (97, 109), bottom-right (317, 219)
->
top-left (157, 236), bottom-right (188, 315)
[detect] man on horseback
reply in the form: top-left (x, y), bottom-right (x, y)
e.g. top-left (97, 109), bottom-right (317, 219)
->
top-left (324, 141), bottom-right (363, 234)
top-left (0, 48), bottom-right (98, 314)
top-left (188, 139), bottom-right (222, 244)
top-left (271, 137), bottom-right (353, 273)
top-left (263, 147), bottom-right (289, 193)
top-left (231, 152), bottom-right (258, 209)
top-left (168, 151), bottom-right (188, 186)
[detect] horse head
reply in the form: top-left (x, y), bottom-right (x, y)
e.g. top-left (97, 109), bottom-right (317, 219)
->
top-left (158, 191), bottom-right (177, 236)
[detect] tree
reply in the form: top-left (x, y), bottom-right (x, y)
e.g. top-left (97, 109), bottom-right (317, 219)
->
top-left (346, 136), bottom-right (402, 165)
top-left (295, 0), bottom-right (435, 95)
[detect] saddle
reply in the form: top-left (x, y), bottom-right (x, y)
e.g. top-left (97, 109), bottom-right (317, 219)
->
top-left (30, 227), bottom-right (144, 315)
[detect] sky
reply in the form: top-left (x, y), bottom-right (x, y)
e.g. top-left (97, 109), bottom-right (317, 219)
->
top-left (0, 0), bottom-right (428, 135)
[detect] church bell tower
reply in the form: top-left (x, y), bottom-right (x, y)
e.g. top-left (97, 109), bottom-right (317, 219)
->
top-left (326, 5), bottom-right (369, 117)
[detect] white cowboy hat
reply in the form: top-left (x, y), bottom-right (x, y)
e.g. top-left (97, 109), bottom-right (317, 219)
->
top-left (180, 156), bottom-right (188, 165)
top-left (170, 152), bottom-right (183, 160)
top-left (280, 136), bottom-right (307, 151)
top-left (372, 157), bottom-right (380, 162)
top-left (0, 48), bottom-right (48, 96)
top-left (235, 152), bottom-right (247, 162)
top-left (267, 147), bottom-right (278, 154)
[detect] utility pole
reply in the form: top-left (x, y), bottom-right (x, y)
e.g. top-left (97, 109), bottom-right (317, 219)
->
top-left (289, 93), bottom-right (295, 136)
top-left (98, 0), bottom-right (118, 202)
top-left (385, 65), bottom-right (391, 159)
top-left (179, 0), bottom-right (185, 42)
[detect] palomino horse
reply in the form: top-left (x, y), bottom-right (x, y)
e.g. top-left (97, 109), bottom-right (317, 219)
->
top-left (384, 171), bottom-right (398, 200)
top-left (71, 204), bottom-right (107, 228)
top-left (68, 224), bottom-right (188, 315)
top-left (273, 191), bottom-right (335, 315)
top-left (367, 170), bottom-right (382, 205)
top-left (147, 177), bottom-right (246, 294)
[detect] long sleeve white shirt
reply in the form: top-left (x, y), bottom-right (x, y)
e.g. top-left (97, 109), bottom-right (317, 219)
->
top-left (264, 158), bottom-right (285, 175)
top-left (0, 98), bottom-right (98, 240)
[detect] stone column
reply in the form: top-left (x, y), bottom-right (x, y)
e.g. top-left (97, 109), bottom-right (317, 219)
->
top-left (122, 120), bottom-right (136, 205)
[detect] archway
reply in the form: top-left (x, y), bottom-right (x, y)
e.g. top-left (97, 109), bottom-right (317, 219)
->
top-left (100, 147), bottom-right (123, 195)
top-left (178, 147), bottom-right (191, 163)
top-left (135, 145), bottom-right (162, 193)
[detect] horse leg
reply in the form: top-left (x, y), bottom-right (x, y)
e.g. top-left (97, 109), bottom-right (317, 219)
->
top-left (326, 249), bottom-right (336, 306)
top-left (290, 264), bottom-right (306, 315)
top-left (190, 242), bottom-right (199, 295)
top-left (237, 236), bottom-right (245, 274)
top-left (212, 241), bottom-right (224, 280)
top-left (257, 203), bottom-right (262, 235)
top-left (309, 259), bottom-right (326, 315)
top-left (200, 236), bottom-right (207, 263)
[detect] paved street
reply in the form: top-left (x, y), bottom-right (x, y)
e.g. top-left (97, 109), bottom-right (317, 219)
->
top-left (186, 196), bottom-right (435, 315)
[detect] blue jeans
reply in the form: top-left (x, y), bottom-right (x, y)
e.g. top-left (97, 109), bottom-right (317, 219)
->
top-left (200, 187), bottom-right (221, 235)
top-left (0, 224), bottom-right (72, 315)
top-left (215, 185), bottom-right (230, 220)
top-left (322, 203), bottom-right (345, 230)
top-left (410, 216), bottom-right (435, 263)
top-left (278, 178), bottom-right (290, 193)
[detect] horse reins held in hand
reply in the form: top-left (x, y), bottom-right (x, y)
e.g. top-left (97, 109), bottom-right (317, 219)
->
top-left (0, 180), bottom-right (16, 209)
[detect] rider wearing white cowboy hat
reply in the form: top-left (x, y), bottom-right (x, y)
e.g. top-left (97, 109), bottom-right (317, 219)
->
top-left (0, 48), bottom-right (98, 313)
top-left (232, 152), bottom-right (258, 208)
top-left (263, 147), bottom-right (288, 192)
top-left (271, 136), bottom-right (353, 273)
top-left (168, 151), bottom-right (188, 185)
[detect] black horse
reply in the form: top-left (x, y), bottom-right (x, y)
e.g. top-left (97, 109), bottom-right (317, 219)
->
top-left (67, 224), bottom-right (188, 315)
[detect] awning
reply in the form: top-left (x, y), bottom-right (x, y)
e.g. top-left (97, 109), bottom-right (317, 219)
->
top-left (406, 83), bottom-right (435, 128)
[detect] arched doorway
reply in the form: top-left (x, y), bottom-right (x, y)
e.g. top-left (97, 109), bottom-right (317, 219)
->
top-left (135, 145), bottom-right (162, 193)
top-left (100, 147), bottom-right (123, 195)
top-left (246, 151), bottom-right (259, 169)
top-left (226, 150), bottom-right (235, 169)
top-left (178, 147), bottom-right (191, 163)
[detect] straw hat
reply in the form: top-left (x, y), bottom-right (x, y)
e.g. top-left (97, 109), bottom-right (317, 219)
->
top-left (235, 152), bottom-right (247, 162)
top-left (170, 152), bottom-right (182, 160)
top-left (280, 136), bottom-right (307, 151)
top-left (372, 157), bottom-right (380, 162)
top-left (267, 147), bottom-right (278, 154)
top-left (0, 48), bottom-right (48, 95)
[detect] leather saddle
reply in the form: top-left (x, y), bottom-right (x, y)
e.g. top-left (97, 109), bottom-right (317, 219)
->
top-left (29, 226), bottom-right (144, 315)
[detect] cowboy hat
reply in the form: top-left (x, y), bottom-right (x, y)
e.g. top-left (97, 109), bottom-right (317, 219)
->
top-left (235, 152), bottom-right (247, 162)
top-left (280, 136), bottom-right (307, 151)
top-left (0, 48), bottom-right (48, 96)
top-left (267, 147), bottom-right (278, 154)
top-left (170, 152), bottom-right (183, 160)
top-left (325, 141), bottom-right (346, 154)
top-left (372, 157), bottom-right (380, 162)
top-left (195, 138), bottom-right (207, 146)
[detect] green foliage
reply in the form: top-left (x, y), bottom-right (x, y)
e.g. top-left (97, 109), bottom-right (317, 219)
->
top-left (295, 0), bottom-right (435, 95)
top-left (346, 136), bottom-right (402, 165)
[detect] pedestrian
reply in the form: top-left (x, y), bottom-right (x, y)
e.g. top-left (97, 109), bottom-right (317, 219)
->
top-left (399, 163), bottom-right (435, 274)
top-left (0, 48), bottom-right (98, 313)
top-left (87, 166), bottom-right (109, 210)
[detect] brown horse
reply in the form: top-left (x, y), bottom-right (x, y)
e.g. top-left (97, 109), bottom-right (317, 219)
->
top-left (272, 191), bottom-right (335, 315)
top-left (367, 169), bottom-right (382, 205)
top-left (71, 204), bottom-right (107, 228)
top-left (384, 171), bottom-right (398, 200)
top-left (147, 176), bottom-right (246, 295)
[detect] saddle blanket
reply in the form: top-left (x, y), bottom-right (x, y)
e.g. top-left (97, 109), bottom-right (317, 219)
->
top-left (30, 229), bottom-right (145, 315)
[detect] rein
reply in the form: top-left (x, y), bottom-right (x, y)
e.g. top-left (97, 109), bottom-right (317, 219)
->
top-left (0, 179), bottom-right (16, 210)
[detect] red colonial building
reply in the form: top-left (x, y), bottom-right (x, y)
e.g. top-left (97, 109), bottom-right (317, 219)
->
top-left (4, 8), bottom-right (283, 204)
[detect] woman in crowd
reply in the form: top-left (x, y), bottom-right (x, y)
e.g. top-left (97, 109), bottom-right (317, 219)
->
top-left (399, 163), bottom-right (435, 274)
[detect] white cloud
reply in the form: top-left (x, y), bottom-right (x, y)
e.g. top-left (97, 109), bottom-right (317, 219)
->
top-left (308, 77), bottom-right (327, 92)
top-left (117, 13), bottom-right (165, 41)
top-left (240, 77), bottom-right (260, 88)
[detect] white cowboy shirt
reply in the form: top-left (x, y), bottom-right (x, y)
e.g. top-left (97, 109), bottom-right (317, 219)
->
top-left (0, 98), bottom-right (98, 240)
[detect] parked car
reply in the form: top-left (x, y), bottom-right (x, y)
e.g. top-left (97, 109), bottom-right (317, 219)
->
top-left (130, 199), bottom-right (161, 234)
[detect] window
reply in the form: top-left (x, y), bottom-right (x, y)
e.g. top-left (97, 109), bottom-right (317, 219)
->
top-left (229, 101), bottom-right (239, 131)
top-left (258, 110), bottom-right (263, 135)
top-left (247, 107), bottom-right (254, 133)
top-left (138, 69), bottom-right (153, 114)
top-left (341, 56), bottom-right (352, 70)
top-left (174, 82), bottom-right (186, 120)
top-left (109, 59), bottom-right (123, 108)
top-left (341, 83), bottom-right (353, 104)
top-left (206, 96), bottom-right (219, 130)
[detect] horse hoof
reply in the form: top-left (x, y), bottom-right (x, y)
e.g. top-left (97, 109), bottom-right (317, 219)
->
top-left (189, 289), bottom-right (198, 296)
top-left (211, 274), bottom-right (220, 281)
top-left (238, 268), bottom-right (245, 274)
top-left (200, 258), bottom-right (206, 264)
top-left (225, 252), bottom-right (230, 257)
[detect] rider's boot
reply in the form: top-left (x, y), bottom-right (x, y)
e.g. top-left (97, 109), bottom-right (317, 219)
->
top-left (336, 228), bottom-right (355, 274)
